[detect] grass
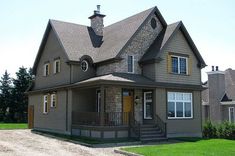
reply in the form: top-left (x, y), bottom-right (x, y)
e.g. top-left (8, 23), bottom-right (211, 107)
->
top-left (0, 123), bottom-right (28, 129)
top-left (32, 130), bottom-right (137, 145)
top-left (123, 138), bottom-right (235, 156)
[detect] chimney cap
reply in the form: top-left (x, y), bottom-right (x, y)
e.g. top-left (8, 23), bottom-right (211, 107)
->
top-left (216, 66), bottom-right (219, 71)
top-left (88, 5), bottom-right (106, 19)
top-left (212, 66), bottom-right (214, 71)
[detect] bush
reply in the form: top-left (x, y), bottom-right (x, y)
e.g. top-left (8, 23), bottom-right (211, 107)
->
top-left (203, 121), bottom-right (235, 139)
top-left (203, 121), bottom-right (217, 138)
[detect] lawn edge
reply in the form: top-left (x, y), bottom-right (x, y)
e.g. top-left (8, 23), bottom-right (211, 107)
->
top-left (114, 149), bottom-right (143, 156)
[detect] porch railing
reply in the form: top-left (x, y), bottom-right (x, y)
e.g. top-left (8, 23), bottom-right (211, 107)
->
top-left (129, 113), bottom-right (141, 140)
top-left (72, 111), bottom-right (129, 126)
top-left (154, 114), bottom-right (167, 137)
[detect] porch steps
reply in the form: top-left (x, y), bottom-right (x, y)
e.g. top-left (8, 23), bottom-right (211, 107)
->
top-left (140, 124), bottom-right (167, 142)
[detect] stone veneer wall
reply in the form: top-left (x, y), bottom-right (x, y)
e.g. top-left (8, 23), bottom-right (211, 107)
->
top-left (105, 87), bottom-right (122, 112)
top-left (96, 14), bottom-right (163, 75)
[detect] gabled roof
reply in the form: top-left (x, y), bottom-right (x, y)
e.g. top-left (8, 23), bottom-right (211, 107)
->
top-left (140, 21), bottom-right (206, 68)
top-left (32, 6), bottom-right (167, 74)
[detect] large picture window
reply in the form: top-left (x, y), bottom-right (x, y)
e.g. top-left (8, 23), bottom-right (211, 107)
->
top-left (171, 55), bottom-right (188, 74)
top-left (168, 92), bottom-right (193, 119)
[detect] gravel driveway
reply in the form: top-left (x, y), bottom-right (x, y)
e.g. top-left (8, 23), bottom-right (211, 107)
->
top-left (0, 130), bottom-right (123, 156)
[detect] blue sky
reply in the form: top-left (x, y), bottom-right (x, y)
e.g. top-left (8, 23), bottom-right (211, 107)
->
top-left (0, 0), bottom-right (234, 81)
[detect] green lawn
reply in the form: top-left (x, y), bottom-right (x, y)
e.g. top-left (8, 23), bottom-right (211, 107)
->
top-left (123, 139), bottom-right (235, 156)
top-left (0, 123), bottom-right (28, 129)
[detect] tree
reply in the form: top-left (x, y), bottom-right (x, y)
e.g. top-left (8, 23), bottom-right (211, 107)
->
top-left (0, 70), bottom-right (12, 122)
top-left (12, 67), bottom-right (33, 122)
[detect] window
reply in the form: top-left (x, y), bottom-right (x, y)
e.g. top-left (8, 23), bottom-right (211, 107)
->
top-left (171, 55), bottom-right (188, 74)
top-left (127, 55), bottom-right (134, 73)
top-left (53, 59), bottom-right (60, 74)
top-left (96, 90), bottom-right (101, 112)
top-left (229, 107), bottom-right (235, 123)
top-left (50, 93), bottom-right (57, 108)
top-left (43, 95), bottom-right (49, 114)
top-left (144, 92), bottom-right (153, 119)
top-left (81, 60), bottom-right (88, 72)
top-left (43, 63), bottom-right (50, 76)
top-left (167, 92), bottom-right (193, 119)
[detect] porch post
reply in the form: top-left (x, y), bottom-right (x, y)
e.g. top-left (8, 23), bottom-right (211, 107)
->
top-left (100, 86), bottom-right (105, 126)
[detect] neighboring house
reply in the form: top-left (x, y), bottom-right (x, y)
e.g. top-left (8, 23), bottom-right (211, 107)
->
top-left (27, 6), bottom-right (206, 141)
top-left (202, 67), bottom-right (235, 124)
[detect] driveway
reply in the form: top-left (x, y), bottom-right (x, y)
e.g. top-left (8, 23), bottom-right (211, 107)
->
top-left (0, 130), bottom-right (123, 156)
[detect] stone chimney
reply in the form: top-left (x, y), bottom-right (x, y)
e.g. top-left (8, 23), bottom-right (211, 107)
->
top-left (88, 5), bottom-right (106, 36)
top-left (207, 66), bottom-right (225, 123)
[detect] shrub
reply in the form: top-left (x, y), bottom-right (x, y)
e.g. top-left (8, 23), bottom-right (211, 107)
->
top-left (203, 121), bottom-right (217, 138)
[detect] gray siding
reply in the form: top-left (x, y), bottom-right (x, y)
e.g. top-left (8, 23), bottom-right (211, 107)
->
top-left (71, 64), bottom-right (96, 83)
top-left (29, 90), bottom-right (71, 134)
top-left (222, 105), bottom-right (235, 121)
top-left (34, 29), bottom-right (71, 90)
top-left (142, 63), bottom-right (155, 80)
top-left (154, 30), bottom-right (201, 85)
top-left (155, 88), bottom-right (202, 137)
top-left (96, 14), bottom-right (163, 75)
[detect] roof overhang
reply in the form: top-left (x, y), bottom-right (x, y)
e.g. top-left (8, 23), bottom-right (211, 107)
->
top-left (221, 101), bottom-right (235, 105)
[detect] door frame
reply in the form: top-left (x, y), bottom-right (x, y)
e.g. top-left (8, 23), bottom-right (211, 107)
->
top-left (229, 107), bottom-right (235, 123)
top-left (143, 91), bottom-right (154, 120)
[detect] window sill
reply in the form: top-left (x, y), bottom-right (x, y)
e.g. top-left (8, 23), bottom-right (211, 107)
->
top-left (170, 72), bottom-right (190, 76)
top-left (168, 117), bottom-right (193, 120)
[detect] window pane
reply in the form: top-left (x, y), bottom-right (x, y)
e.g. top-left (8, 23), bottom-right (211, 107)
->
top-left (185, 102), bottom-right (192, 117)
top-left (176, 93), bottom-right (183, 100)
top-left (176, 102), bottom-right (183, 117)
top-left (146, 102), bottom-right (152, 118)
top-left (168, 102), bottom-right (175, 117)
top-left (128, 56), bottom-right (133, 72)
top-left (168, 92), bottom-right (175, 101)
top-left (184, 93), bottom-right (192, 101)
top-left (171, 57), bottom-right (178, 73)
top-left (180, 58), bottom-right (187, 74)
top-left (145, 92), bottom-right (152, 101)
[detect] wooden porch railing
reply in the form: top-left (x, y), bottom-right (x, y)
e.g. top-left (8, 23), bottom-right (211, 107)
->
top-left (72, 111), bottom-right (129, 126)
top-left (154, 114), bottom-right (167, 136)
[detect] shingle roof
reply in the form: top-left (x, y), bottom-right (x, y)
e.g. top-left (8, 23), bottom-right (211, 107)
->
top-left (225, 69), bottom-right (235, 100)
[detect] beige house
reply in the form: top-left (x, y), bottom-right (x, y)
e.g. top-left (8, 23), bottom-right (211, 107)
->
top-left (28, 6), bottom-right (206, 141)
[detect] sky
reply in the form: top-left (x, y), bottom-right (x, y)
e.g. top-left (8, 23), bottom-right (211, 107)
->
top-left (0, 0), bottom-right (234, 82)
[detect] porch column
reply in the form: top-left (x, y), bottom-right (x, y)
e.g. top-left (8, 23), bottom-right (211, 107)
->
top-left (100, 86), bottom-right (105, 126)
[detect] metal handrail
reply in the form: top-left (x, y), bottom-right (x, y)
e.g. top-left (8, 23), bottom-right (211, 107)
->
top-left (129, 113), bottom-right (141, 140)
top-left (154, 114), bottom-right (167, 137)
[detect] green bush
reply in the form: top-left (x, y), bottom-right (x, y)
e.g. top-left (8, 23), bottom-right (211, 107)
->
top-left (203, 121), bottom-right (217, 138)
top-left (203, 121), bottom-right (235, 139)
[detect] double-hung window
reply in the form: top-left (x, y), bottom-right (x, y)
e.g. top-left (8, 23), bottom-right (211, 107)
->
top-left (171, 55), bottom-right (188, 74)
top-left (50, 93), bottom-right (57, 108)
top-left (127, 55), bottom-right (134, 73)
top-left (43, 63), bottom-right (50, 76)
top-left (53, 59), bottom-right (60, 74)
top-left (43, 95), bottom-right (49, 114)
top-left (168, 92), bottom-right (193, 119)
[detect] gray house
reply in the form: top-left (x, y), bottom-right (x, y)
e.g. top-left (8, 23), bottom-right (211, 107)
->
top-left (202, 67), bottom-right (235, 124)
top-left (28, 6), bottom-right (206, 141)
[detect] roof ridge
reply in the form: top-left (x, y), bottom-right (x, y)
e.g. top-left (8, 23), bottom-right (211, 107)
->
top-left (49, 19), bottom-right (88, 28)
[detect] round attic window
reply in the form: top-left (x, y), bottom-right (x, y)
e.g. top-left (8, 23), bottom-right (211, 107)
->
top-left (81, 60), bottom-right (88, 72)
top-left (151, 18), bottom-right (157, 29)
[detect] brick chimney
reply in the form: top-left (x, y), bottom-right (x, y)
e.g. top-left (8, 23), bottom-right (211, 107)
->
top-left (88, 5), bottom-right (105, 36)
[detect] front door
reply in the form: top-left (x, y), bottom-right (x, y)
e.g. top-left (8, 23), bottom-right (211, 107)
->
top-left (123, 90), bottom-right (134, 124)
top-left (143, 91), bottom-right (153, 122)
top-left (229, 107), bottom-right (235, 123)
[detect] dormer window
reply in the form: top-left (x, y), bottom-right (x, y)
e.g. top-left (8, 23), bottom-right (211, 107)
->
top-left (53, 59), bottom-right (60, 74)
top-left (43, 63), bottom-right (50, 76)
top-left (127, 55), bottom-right (134, 73)
top-left (81, 60), bottom-right (88, 72)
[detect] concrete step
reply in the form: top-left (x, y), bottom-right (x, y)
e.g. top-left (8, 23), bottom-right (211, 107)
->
top-left (141, 130), bottom-right (162, 135)
top-left (141, 137), bottom-right (168, 142)
top-left (141, 133), bottom-right (165, 138)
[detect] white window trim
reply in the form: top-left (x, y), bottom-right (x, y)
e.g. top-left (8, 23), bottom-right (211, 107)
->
top-left (43, 63), bottom-right (49, 76)
top-left (127, 55), bottom-right (134, 73)
top-left (171, 55), bottom-right (188, 75)
top-left (96, 90), bottom-right (101, 113)
top-left (144, 91), bottom-right (153, 119)
top-left (229, 107), bottom-right (234, 123)
top-left (53, 59), bottom-right (60, 74)
top-left (43, 95), bottom-right (48, 114)
top-left (50, 93), bottom-right (56, 108)
top-left (81, 60), bottom-right (88, 72)
top-left (167, 92), bottom-right (193, 119)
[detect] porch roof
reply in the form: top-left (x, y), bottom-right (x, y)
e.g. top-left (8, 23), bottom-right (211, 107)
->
top-left (72, 73), bottom-right (155, 88)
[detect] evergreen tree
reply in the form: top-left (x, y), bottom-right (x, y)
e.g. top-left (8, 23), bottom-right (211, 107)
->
top-left (12, 67), bottom-right (33, 122)
top-left (0, 70), bottom-right (12, 122)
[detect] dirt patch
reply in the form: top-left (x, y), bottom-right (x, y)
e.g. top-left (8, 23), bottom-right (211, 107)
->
top-left (0, 130), bottom-right (122, 156)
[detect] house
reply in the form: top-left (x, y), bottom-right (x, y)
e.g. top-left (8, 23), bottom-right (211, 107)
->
top-left (202, 67), bottom-right (235, 124)
top-left (27, 5), bottom-right (206, 141)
